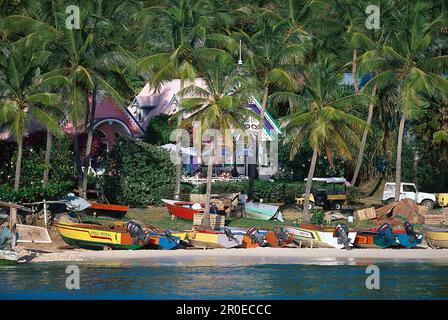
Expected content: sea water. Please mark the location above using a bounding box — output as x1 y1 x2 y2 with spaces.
1 259 447 299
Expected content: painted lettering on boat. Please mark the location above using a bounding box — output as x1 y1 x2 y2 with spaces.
176 304 210 318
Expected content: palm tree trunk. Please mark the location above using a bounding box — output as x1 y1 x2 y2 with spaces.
201 147 214 230
43 130 53 186
174 80 185 200
352 49 359 94
395 113 406 201
73 126 84 196
81 87 97 199
351 86 377 186
302 147 318 222
14 139 23 192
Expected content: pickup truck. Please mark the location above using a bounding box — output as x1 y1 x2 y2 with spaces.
382 182 437 208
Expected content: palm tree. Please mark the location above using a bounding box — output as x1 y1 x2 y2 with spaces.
178 53 258 229
359 1 448 201
137 0 232 200
278 55 369 221
237 8 305 198
0 44 62 191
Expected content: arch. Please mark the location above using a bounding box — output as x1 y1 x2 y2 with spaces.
93 118 132 136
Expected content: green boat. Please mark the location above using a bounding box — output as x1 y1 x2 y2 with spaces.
243 202 284 222
0 250 18 266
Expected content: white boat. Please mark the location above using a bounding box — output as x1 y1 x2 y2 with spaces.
243 202 284 222
0 249 18 265
285 225 357 249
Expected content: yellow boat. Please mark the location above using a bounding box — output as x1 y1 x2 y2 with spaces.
424 227 448 249
54 222 145 250
186 230 243 249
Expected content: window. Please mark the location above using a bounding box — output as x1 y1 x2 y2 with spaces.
403 184 416 193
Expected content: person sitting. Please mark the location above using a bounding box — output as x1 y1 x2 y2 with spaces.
210 202 219 215
195 169 203 179
230 167 239 178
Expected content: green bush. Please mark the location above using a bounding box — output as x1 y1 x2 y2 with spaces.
310 210 325 224
104 136 176 207
0 136 76 203
190 179 358 204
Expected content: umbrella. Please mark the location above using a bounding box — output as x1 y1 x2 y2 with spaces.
160 144 198 156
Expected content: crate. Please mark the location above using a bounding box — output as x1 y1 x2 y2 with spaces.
193 213 225 229
354 207 377 221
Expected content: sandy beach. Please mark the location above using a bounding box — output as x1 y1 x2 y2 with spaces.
20 247 448 265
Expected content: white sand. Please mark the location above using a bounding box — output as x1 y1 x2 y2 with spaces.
24 247 448 265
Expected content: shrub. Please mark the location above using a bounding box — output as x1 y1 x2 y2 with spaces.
0 134 76 202
310 210 325 225
143 114 174 146
104 136 176 207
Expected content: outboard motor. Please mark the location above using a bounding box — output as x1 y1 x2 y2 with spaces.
126 220 148 245
335 224 351 250
377 222 399 247
273 226 292 246
164 229 178 243
223 227 238 243
246 226 266 246
404 222 423 243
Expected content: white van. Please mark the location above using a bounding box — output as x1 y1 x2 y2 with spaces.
382 182 436 208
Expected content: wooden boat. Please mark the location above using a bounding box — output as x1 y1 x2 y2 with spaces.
186 230 243 249
54 222 146 250
355 224 423 249
285 225 357 249
243 202 284 222
219 226 293 248
162 199 203 220
0 249 18 265
85 203 129 219
424 227 448 249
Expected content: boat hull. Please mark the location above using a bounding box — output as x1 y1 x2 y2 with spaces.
85 203 128 219
186 231 243 248
146 234 180 250
286 225 357 249
162 199 203 220
425 228 448 249
243 202 284 222
54 222 144 250
355 228 423 248
0 250 18 265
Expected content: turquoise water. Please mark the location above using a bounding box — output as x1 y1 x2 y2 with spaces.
1 260 448 300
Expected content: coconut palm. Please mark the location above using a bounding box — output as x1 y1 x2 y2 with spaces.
0 44 62 191
137 0 234 200
237 8 305 198
359 0 448 201
177 53 258 229
278 55 369 221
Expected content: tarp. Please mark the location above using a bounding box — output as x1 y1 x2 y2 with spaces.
62 193 91 212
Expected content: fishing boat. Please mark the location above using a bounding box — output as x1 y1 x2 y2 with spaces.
218 226 293 248
85 203 129 219
162 199 203 220
185 229 243 249
54 221 146 250
355 223 423 248
243 202 284 222
424 227 448 249
265 227 294 248
0 250 18 265
285 224 357 249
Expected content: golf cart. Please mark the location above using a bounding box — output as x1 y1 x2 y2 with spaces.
296 177 348 210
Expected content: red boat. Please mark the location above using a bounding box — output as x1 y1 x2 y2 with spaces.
162 199 204 220
85 203 129 219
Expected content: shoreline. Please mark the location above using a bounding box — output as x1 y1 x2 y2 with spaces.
20 247 448 265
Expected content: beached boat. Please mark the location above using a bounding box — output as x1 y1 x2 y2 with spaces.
218 226 293 248
424 227 448 249
243 202 284 222
162 199 203 220
186 230 243 249
0 249 18 265
285 225 357 249
355 223 423 248
85 203 129 219
55 222 146 250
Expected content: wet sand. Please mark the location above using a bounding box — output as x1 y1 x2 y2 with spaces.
21 247 448 265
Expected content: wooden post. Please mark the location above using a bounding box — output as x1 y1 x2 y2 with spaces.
9 207 17 251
